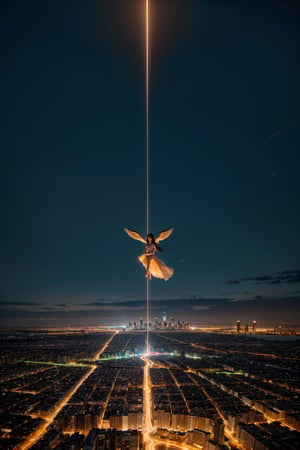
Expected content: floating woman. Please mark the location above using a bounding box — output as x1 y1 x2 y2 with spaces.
124 227 174 281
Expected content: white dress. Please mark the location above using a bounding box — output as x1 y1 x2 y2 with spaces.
138 243 174 281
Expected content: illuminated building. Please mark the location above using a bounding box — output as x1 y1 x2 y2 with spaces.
2 329 300 449
207 441 227 450
109 415 122 430
186 415 198 430
88 429 143 449
213 419 224 445
154 317 160 329
239 424 270 450
128 412 143 430
252 320 257 334
162 311 167 323
156 409 171 429
191 428 210 449
171 413 187 431
114 429 142 449
236 320 241 334
127 315 189 330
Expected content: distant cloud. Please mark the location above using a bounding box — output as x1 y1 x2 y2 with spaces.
0 293 13 299
85 300 147 310
0 300 41 307
241 276 274 282
280 270 300 275
0 294 299 327
225 270 300 286
83 297 234 312
276 270 300 283
191 305 212 311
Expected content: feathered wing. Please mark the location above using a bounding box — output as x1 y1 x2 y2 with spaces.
155 227 174 243
124 227 146 244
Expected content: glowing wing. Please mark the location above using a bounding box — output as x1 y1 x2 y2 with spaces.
124 227 146 244
155 227 174 243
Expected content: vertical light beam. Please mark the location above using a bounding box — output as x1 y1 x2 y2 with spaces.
146 0 149 236
146 0 150 355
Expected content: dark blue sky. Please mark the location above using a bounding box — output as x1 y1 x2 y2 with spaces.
1 0 300 327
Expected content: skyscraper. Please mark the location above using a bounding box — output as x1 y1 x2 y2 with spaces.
236 320 241 334
213 419 225 445
252 320 257 334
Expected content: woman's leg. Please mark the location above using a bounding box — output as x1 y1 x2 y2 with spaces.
146 255 152 278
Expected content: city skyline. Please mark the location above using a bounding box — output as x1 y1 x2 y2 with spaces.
1 290 300 328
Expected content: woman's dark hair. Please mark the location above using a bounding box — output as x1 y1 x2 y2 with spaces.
146 233 163 252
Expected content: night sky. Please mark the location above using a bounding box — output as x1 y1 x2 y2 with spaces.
1 0 300 327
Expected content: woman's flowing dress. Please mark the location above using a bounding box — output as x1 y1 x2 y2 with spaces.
138 243 173 281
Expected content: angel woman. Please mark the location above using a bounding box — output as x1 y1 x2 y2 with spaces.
124 227 174 281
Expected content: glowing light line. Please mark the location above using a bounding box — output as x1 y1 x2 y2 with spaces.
142 355 155 449
21 365 97 450
146 0 149 236
146 0 150 355
146 277 150 354
20 334 116 449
